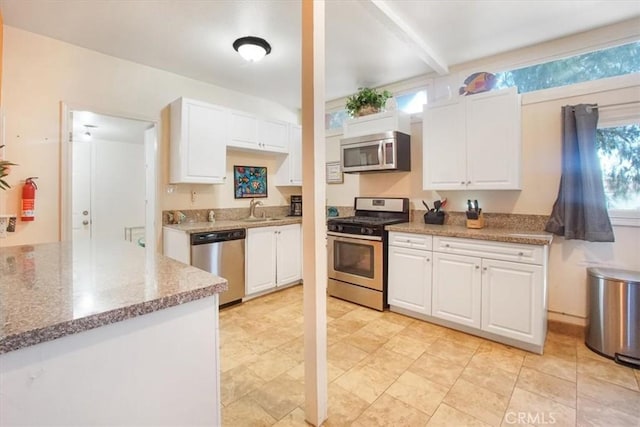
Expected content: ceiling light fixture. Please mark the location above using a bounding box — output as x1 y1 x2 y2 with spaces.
233 36 272 62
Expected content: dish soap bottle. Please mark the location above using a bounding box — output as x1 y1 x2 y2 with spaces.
208 210 215 223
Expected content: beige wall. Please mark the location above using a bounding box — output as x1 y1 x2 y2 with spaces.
0 26 299 247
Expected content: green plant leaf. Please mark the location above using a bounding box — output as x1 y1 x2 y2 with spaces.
345 87 393 117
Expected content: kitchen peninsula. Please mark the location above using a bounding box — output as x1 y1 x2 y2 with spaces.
0 239 227 426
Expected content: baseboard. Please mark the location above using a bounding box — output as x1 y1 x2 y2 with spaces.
548 319 585 339
547 310 587 327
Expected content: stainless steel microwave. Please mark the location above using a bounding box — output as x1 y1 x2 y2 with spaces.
340 131 411 173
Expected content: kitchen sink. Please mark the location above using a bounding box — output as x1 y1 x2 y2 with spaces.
241 217 284 222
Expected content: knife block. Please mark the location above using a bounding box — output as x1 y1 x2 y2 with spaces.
466 213 485 229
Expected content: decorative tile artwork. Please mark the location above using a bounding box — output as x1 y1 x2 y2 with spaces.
234 165 268 199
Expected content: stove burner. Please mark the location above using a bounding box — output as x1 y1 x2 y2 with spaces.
329 216 404 226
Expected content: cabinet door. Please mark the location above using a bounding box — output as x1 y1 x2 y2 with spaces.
276 224 302 285
246 227 277 295
423 100 467 190
275 125 302 186
229 110 259 149
288 125 302 184
466 87 521 190
388 246 432 315
169 98 227 184
481 259 543 344
259 119 289 153
432 252 481 328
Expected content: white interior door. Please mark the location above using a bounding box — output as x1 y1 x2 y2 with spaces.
70 110 154 245
72 140 91 241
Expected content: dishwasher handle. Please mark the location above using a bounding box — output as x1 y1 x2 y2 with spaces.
191 229 246 245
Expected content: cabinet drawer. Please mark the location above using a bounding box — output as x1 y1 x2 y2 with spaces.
389 232 432 250
433 236 543 265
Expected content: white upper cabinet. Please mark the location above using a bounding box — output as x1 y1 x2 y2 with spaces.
169 97 228 184
423 87 521 190
275 125 302 186
343 110 411 138
228 110 289 154
259 118 289 153
228 110 258 149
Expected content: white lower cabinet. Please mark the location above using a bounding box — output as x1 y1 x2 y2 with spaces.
481 259 542 343
432 252 481 328
246 224 301 295
388 232 433 315
389 232 548 353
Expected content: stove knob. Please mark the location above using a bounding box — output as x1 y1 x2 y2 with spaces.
366 228 374 235
360 227 366 234
337 225 344 232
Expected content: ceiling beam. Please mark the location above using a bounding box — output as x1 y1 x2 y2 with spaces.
362 0 449 75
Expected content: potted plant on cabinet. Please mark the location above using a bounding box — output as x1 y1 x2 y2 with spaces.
345 87 392 118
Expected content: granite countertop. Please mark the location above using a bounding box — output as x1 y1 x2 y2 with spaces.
164 216 303 234
0 240 228 354
385 222 553 245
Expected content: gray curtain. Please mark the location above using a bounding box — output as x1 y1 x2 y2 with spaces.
545 104 614 242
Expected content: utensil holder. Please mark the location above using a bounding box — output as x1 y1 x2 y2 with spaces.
424 211 445 225
466 213 485 229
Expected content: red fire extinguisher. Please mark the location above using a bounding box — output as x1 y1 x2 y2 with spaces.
21 177 38 222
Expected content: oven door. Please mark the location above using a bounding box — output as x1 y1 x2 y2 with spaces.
327 232 383 290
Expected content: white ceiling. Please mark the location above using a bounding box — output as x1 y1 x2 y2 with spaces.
1 0 639 113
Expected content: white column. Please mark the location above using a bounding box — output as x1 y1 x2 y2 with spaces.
302 0 328 425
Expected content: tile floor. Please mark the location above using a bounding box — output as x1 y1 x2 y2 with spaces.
219 285 640 426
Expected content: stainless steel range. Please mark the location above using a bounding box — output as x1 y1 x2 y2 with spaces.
327 197 410 311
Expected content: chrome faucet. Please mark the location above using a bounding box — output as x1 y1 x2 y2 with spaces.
248 198 263 219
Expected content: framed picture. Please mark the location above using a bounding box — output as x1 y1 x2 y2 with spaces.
234 166 268 199
326 161 343 184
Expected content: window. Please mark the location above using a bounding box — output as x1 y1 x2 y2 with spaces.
395 89 427 114
596 101 640 225
494 41 640 94
325 88 427 132
597 123 640 214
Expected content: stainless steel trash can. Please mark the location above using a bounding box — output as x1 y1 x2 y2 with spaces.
586 267 640 369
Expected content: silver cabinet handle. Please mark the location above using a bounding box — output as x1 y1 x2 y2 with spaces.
467 181 471 184
82 220 89 225
483 267 487 271
426 258 430 262
460 181 465 185
475 265 480 269
82 210 89 216
445 243 450 247
518 252 524 256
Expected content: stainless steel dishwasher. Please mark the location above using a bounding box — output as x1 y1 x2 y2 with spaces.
191 229 245 307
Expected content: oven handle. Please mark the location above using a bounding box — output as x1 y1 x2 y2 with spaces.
327 231 382 242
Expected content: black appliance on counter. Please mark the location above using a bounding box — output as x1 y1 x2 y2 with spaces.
326 197 410 311
290 195 302 216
